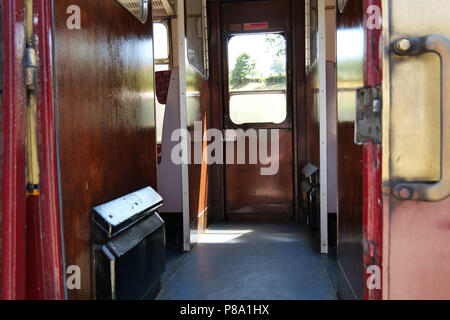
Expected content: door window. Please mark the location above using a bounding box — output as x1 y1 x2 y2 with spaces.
227 33 287 125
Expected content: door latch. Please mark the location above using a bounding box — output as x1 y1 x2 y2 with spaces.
355 85 382 145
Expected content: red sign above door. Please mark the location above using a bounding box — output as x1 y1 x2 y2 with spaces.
243 22 269 31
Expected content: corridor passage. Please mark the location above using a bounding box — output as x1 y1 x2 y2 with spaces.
157 222 337 300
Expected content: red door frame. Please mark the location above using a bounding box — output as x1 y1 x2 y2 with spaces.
2 0 28 299
2 0 64 300
362 0 383 300
34 0 65 300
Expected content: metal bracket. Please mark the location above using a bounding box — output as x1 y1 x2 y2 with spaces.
25 0 39 195
355 85 382 145
25 47 37 91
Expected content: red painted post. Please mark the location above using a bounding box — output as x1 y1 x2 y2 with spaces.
1 0 28 300
363 0 383 300
33 0 65 299
2 0 64 300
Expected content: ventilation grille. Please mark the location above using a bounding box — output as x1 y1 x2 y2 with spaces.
152 0 165 10
115 0 149 23
121 0 143 14
152 0 175 16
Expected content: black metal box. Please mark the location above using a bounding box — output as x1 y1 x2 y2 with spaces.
92 187 166 300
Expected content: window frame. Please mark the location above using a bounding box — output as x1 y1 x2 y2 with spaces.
185 0 210 79
223 31 292 130
153 20 172 145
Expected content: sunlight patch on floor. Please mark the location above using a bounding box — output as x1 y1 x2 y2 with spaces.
197 229 253 244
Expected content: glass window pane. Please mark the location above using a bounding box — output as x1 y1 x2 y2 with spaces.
228 34 286 92
154 22 169 60
227 33 287 124
230 94 287 125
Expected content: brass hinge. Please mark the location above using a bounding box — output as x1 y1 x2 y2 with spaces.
25 0 39 196
355 85 382 145
25 47 37 90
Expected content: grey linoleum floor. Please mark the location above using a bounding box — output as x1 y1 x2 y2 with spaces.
157 221 337 300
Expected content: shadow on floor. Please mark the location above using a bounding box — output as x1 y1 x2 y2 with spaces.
157 221 337 300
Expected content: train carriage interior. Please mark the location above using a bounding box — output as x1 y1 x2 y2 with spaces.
149 0 341 300
0 0 449 301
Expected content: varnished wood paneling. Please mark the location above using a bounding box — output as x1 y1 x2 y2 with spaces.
222 0 291 34
207 1 225 220
336 0 364 300
53 0 157 299
225 130 294 220
292 0 307 221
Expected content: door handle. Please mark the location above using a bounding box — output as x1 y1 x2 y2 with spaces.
392 35 450 201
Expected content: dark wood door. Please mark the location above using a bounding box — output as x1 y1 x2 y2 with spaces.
53 0 157 299
336 0 365 299
221 0 294 220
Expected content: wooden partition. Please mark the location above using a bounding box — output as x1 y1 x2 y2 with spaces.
182 0 215 245
53 0 157 299
335 0 364 299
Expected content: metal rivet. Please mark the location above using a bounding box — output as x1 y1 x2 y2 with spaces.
399 187 412 199
373 99 382 112
396 38 412 52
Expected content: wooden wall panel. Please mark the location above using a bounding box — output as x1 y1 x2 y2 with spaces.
207 1 225 221
53 0 157 299
336 0 364 300
292 0 307 221
225 130 294 220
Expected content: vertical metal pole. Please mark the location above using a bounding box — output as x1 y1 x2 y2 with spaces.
318 0 328 254
177 0 191 252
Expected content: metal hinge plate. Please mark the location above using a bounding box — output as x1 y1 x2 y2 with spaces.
355 85 382 145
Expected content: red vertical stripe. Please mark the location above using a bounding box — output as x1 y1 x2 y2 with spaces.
1 0 28 300
34 0 65 299
363 0 383 300
2 0 64 300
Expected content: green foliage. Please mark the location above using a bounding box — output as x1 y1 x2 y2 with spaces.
230 53 257 88
265 74 286 87
264 34 286 58
265 34 286 76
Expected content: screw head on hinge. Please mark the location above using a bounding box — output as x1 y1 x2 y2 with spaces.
395 38 412 53
398 186 412 200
